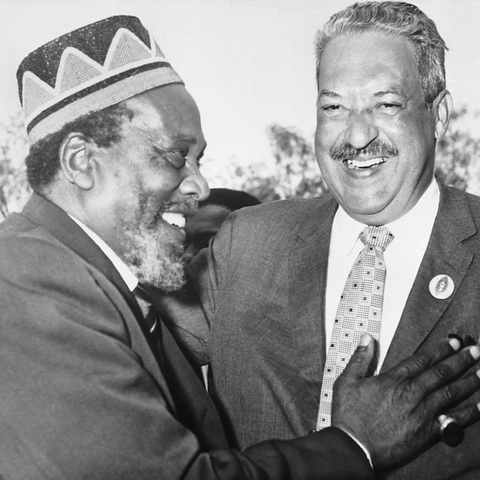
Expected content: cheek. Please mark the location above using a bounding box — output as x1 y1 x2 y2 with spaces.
143 165 183 194
389 110 434 149
315 115 348 158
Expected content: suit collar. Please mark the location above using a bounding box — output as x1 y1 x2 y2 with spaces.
382 184 477 370
68 214 138 291
21 193 146 327
293 195 338 243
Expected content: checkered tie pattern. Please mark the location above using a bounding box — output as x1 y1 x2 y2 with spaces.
315 225 394 431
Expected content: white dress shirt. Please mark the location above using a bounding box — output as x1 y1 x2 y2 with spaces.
325 179 440 371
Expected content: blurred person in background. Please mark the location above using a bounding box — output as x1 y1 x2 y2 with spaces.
183 188 261 262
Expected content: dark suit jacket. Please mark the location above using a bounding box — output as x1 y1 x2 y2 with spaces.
0 193 374 479
175 183 480 479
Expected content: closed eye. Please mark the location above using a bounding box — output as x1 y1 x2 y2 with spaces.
376 102 403 115
322 104 342 111
164 151 187 169
153 147 187 169
319 103 346 118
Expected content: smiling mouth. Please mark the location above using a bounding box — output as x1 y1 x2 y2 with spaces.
344 157 387 170
161 212 186 228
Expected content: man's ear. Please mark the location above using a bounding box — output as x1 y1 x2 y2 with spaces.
58 133 95 190
433 90 453 139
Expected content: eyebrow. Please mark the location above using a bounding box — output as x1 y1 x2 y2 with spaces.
318 89 341 99
153 140 207 159
319 88 405 99
373 89 404 98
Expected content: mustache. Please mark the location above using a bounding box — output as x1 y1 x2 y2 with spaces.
138 197 200 231
330 140 398 161
161 197 199 216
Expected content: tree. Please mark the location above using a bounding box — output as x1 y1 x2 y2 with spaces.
0 112 30 219
201 124 327 203
264 124 328 200
434 105 480 194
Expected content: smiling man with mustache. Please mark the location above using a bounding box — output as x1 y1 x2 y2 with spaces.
163 2 480 479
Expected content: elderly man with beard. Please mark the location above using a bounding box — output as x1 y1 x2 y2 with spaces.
2 13 480 480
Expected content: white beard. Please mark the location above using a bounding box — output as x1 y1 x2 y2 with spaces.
121 191 187 292
124 222 186 292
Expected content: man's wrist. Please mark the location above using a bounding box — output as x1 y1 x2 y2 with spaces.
336 426 374 469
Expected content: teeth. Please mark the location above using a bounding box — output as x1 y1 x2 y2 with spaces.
162 212 186 228
346 157 386 170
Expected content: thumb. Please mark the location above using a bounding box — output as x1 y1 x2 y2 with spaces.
341 334 375 381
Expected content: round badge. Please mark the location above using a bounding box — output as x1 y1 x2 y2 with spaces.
429 274 454 300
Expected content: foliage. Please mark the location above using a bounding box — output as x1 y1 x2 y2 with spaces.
0 113 30 219
202 124 328 203
434 106 480 194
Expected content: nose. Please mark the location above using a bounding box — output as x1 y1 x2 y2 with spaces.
179 161 210 201
344 110 379 150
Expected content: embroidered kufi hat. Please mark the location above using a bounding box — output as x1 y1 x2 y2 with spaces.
17 15 184 145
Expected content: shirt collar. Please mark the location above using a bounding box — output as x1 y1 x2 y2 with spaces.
331 205 366 259
68 215 138 292
387 178 439 243
332 177 439 258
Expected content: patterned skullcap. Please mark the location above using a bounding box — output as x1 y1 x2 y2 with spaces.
17 15 184 145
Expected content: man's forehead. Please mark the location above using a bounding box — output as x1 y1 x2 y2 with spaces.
318 32 418 87
322 31 415 60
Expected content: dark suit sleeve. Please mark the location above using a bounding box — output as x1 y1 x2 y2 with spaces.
189 428 375 480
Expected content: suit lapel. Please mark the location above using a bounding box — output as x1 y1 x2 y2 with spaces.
22 194 150 339
158 320 229 447
22 194 229 448
289 197 337 402
382 185 477 371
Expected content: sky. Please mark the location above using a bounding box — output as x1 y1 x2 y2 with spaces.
1 0 479 168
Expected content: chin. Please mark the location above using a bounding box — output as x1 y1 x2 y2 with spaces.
123 225 186 292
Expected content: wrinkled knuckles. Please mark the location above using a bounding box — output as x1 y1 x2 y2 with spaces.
435 364 455 380
442 383 459 402
404 352 433 375
415 352 434 367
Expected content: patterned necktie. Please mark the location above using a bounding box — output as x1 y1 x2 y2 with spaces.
316 225 394 430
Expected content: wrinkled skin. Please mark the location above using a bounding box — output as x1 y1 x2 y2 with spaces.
332 335 480 470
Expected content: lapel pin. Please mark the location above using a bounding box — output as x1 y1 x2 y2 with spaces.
429 274 454 299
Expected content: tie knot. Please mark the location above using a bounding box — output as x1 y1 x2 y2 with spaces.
134 284 154 304
359 225 394 251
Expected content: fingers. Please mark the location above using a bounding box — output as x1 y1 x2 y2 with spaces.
426 366 480 415
386 338 461 381
339 334 375 381
437 414 464 447
435 404 480 447
414 345 480 397
443 402 480 431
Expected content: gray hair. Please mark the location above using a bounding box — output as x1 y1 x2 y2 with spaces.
315 1 447 108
